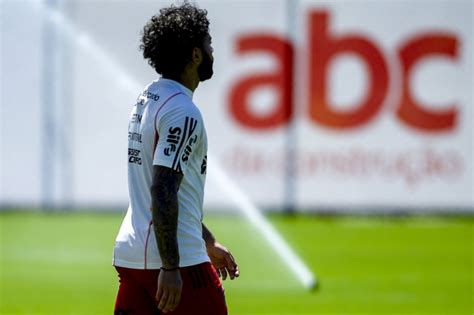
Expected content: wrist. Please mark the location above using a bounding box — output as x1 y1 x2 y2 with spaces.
206 240 218 250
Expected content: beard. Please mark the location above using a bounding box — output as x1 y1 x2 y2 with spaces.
197 50 214 82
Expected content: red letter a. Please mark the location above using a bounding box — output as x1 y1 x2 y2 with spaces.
229 35 293 130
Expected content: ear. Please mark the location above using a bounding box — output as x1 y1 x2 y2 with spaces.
191 47 203 65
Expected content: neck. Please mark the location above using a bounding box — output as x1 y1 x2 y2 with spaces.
164 74 199 92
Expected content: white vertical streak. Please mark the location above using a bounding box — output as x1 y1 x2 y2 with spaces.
209 155 317 289
40 0 58 209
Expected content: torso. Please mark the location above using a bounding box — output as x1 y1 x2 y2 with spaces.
114 78 209 269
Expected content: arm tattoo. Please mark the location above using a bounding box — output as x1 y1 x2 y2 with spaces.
150 165 183 269
202 223 216 249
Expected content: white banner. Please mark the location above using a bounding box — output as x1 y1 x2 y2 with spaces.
1 0 472 211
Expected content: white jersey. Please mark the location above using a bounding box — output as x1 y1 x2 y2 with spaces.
113 78 209 269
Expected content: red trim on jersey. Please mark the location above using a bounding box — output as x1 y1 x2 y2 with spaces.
144 220 153 270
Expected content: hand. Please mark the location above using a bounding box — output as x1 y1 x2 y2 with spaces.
207 242 240 280
156 269 183 313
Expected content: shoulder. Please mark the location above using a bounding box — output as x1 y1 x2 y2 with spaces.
161 94 202 122
141 80 161 102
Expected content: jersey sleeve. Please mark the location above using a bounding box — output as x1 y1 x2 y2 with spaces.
153 104 203 174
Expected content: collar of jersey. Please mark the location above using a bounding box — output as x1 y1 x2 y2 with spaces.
158 78 193 100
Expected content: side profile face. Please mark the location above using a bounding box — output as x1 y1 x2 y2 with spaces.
198 34 214 82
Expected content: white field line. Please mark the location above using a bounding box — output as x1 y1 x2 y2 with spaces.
34 1 317 289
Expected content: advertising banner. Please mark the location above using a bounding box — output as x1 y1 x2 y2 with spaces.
201 0 473 210
1 0 472 211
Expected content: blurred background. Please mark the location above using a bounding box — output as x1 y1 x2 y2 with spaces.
1 0 473 314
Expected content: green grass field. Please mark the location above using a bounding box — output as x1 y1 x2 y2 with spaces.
0 211 472 314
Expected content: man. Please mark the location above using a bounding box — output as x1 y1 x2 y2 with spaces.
113 3 239 314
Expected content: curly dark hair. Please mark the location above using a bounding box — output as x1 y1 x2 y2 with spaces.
140 3 210 78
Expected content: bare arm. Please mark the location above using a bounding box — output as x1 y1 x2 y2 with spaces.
150 165 183 269
151 165 183 313
202 223 216 249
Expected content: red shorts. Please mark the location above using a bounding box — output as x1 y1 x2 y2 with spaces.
114 262 227 315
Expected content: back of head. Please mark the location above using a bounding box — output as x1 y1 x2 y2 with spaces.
140 3 210 79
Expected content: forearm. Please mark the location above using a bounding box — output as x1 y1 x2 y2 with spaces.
151 171 181 269
202 223 216 249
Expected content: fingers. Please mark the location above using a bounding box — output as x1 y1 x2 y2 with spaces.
157 288 181 313
156 285 164 303
156 270 182 313
172 288 182 312
220 255 239 280
228 265 239 280
224 253 234 269
220 267 228 280
164 290 180 313
224 253 237 280
233 265 240 278
157 290 169 311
